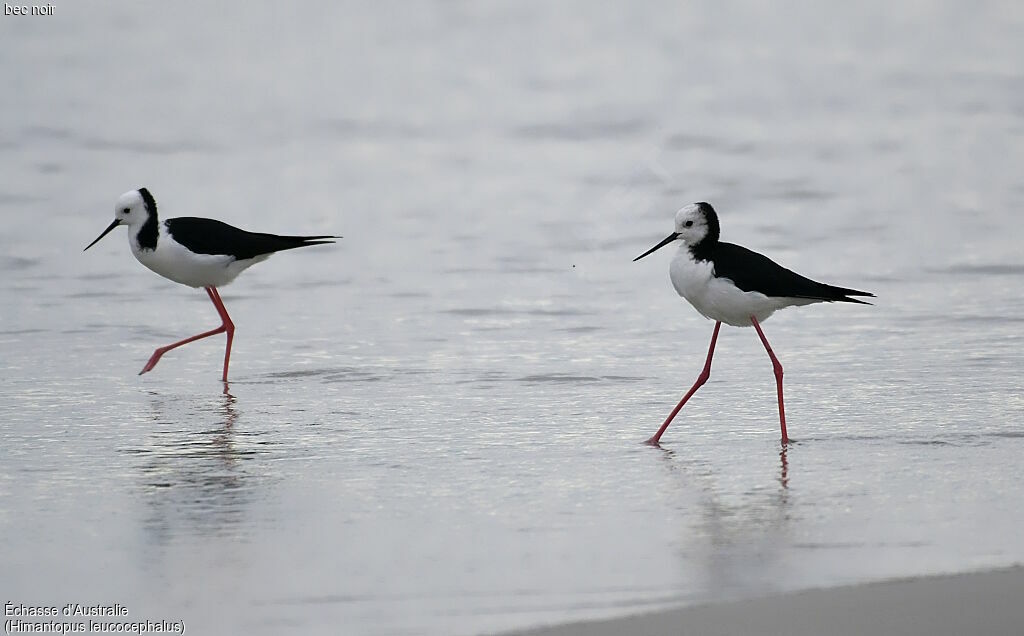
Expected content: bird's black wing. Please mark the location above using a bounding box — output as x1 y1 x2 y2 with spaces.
165 217 337 260
709 242 874 304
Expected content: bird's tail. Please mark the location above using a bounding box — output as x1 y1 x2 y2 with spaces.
820 284 875 305
289 235 340 247
258 234 341 252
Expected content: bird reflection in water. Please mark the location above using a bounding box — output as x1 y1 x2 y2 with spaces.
135 388 262 542
779 444 789 490
651 439 793 600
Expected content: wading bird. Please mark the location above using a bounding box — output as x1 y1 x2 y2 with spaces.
634 202 872 444
85 188 338 381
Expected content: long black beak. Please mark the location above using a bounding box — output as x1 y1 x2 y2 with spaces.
84 219 122 251
633 232 680 261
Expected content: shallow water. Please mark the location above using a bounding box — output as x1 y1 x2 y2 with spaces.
2 2 1023 635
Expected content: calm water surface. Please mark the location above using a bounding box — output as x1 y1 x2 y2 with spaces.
2 2 1023 635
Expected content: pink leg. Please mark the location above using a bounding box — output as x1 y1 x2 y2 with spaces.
750 315 788 444
647 321 721 445
207 286 235 382
139 286 236 381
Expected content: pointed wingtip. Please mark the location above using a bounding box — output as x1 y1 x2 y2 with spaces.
849 290 875 305
842 296 874 305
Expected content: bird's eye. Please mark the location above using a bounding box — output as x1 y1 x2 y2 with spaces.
684 220 693 228
122 208 130 214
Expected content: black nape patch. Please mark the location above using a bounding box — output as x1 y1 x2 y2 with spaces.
138 187 157 216
135 187 159 250
691 202 720 252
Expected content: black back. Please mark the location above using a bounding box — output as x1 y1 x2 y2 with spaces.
165 217 336 260
696 241 873 304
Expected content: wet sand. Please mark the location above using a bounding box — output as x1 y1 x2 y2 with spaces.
505 567 1024 636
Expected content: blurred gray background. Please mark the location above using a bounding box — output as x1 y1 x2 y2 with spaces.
2 2 1022 635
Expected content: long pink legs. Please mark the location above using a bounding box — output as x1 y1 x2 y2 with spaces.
648 316 791 445
751 315 787 444
647 321 721 445
139 286 236 382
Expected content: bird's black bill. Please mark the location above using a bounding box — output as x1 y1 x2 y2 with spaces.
633 232 680 261
84 219 122 251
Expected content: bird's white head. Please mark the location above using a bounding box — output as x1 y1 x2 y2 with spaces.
673 202 719 247
113 189 154 228
84 188 158 251
634 202 720 262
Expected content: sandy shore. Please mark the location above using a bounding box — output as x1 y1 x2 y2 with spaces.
504 566 1024 636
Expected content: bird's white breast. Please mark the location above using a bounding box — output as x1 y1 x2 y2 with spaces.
669 246 807 327
128 223 266 288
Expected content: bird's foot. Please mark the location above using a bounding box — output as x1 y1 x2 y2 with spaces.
138 349 167 375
